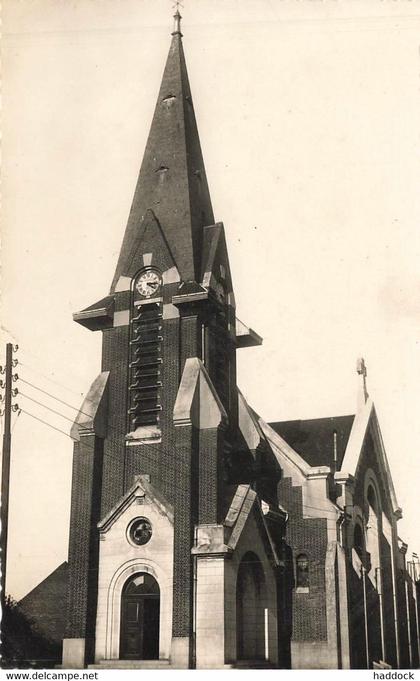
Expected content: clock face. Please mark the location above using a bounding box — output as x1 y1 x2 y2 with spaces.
135 270 161 298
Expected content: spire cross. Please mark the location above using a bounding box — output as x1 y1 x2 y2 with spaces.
172 1 183 36
356 357 369 403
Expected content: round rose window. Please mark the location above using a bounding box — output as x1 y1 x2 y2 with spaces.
129 517 152 546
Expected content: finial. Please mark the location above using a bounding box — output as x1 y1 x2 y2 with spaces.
356 357 369 406
172 2 183 37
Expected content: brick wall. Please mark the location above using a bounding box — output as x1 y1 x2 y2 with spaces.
100 324 128 517
172 424 198 639
66 436 103 647
351 431 398 666
277 477 328 642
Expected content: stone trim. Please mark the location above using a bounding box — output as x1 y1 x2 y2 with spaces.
173 357 228 430
115 276 132 293
113 310 130 327
102 558 172 662
98 476 174 533
70 371 109 440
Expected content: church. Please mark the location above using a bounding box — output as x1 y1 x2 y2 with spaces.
57 11 419 670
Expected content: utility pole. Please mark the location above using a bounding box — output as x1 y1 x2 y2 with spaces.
1 343 19 610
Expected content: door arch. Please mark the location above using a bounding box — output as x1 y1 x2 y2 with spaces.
119 572 160 660
236 551 267 661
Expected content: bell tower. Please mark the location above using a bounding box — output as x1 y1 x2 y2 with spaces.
63 11 270 670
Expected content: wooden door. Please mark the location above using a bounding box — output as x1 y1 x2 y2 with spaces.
120 573 160 660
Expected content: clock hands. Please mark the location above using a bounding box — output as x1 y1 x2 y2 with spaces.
135 271 161 297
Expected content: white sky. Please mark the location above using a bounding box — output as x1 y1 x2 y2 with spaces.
2 0 420 600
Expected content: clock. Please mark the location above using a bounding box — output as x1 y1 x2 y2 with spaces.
135 270 162 298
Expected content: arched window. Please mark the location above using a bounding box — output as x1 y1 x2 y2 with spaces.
354 523 364 560
365 481 380 578
367 484 377 513
296 553 309 590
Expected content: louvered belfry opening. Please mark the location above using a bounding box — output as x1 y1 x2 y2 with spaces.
209 306 229 409
128 300 163 432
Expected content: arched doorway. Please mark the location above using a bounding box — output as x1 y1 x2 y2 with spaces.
119 572 160 660
236 551 267 661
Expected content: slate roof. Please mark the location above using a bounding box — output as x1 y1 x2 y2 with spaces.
269 414 355 469
111 28 214 291
19 562 68 645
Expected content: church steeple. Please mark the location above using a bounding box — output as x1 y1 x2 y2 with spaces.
111 15 214 292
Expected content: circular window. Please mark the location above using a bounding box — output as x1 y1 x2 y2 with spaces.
128 517 153 546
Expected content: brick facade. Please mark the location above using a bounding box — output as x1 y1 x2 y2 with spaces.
278 478 328 642
60 17 419 672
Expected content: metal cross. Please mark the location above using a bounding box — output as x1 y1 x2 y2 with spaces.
356 357 369 403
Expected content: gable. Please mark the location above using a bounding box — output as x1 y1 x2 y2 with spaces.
192 484 280 566
225 485 279 564
200 223 232 292
98 474 173 535
353 417 399 521
341 400 400 518
123 209 178 282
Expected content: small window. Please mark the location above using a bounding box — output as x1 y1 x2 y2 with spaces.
128 517 153 546
296 553 310 591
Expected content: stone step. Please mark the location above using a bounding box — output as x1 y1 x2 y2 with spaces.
231 660 277 669
89 660 172 669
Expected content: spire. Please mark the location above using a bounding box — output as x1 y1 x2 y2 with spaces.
111 13 214 292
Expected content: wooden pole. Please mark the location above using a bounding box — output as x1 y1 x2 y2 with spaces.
1 343 13 609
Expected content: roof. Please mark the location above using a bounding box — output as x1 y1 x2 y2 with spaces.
19 562 68 645
111 27 214 291
269 414 355 469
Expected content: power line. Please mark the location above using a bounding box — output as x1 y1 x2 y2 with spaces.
19 361 85 399
11 410 21 433
14 404 344 518
300 504 339 516
18 376 127 441
19 378 92 420
19 391 76 425
13 397 355 518
20 409 74 440
18 409 124 467
16 343 88 387
12 386 395 528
